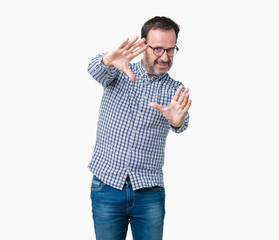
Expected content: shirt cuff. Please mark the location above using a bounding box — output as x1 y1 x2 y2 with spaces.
170 112 190 134
95 53 112 71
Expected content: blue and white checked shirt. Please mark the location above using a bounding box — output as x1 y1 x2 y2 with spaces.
87 53 190 190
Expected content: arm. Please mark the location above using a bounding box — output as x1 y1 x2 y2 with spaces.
87 53 118 88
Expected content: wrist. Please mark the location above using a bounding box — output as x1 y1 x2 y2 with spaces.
102 54 113 67
170 120 183 128
171 124 182 129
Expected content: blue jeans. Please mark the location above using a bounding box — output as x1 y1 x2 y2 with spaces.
90 176 165 240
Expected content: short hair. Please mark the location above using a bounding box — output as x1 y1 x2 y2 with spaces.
141 16 180 42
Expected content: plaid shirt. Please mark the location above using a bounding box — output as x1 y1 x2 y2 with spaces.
87 53 190 190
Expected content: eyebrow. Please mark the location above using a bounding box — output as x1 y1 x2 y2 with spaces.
153 45 176 49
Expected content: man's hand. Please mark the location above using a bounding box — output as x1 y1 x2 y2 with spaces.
102 36 148 82
149 85 192 128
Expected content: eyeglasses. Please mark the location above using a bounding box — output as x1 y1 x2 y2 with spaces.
146 43 179 57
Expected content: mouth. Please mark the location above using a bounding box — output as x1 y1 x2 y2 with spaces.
155 61 169 69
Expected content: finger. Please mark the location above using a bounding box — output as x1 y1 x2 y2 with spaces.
181 93 189 109
118 37 129 49
178 88 189 105
123 66 137 82
182 99 192 113
132 42 149 58
123 36 139 50
130 38 146 52
149 102 164 113
173 85 183 102
126 70 137 82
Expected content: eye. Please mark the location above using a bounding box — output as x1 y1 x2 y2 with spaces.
154 47 164 53
167 48 175 53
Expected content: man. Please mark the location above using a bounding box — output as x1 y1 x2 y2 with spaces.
87 16 192 240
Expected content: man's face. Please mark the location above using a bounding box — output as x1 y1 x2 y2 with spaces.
142 28 177 78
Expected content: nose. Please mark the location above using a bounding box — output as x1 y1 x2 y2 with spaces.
160 50 169 62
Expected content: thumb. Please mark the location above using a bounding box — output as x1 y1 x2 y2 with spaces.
149 102 164 113
123 67 136 82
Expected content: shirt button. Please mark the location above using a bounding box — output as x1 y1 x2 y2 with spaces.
143 95 147 99
139 112 143 116
129 147 134 151
94 63 100 70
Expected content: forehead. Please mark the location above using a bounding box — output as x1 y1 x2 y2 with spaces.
147 29 176 47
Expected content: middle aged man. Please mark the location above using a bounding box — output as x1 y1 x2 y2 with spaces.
88 16 192 240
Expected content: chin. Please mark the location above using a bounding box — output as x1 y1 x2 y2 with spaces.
158 68 170 75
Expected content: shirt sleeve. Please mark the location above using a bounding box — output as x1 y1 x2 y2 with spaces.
87 53 118 88
170 111 190 134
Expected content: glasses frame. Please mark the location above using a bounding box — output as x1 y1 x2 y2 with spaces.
146 43 179 57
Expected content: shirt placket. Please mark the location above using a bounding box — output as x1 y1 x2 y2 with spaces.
125 75 151 175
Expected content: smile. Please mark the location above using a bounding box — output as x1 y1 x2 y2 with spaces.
156 61 169 68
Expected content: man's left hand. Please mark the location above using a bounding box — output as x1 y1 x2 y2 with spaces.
149 85 192 128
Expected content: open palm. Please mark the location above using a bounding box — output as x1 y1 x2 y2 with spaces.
102 36 148 82
149 85 192 127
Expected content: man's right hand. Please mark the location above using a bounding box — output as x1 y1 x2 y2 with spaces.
102 36 149 82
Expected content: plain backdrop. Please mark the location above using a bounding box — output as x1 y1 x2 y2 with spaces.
1 0 278 239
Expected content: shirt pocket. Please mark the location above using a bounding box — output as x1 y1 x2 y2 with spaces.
158 88 174 107
145 96 169 128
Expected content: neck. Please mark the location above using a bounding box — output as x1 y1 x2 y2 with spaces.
142 61 156 79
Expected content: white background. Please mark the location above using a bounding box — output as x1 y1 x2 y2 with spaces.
1 0 278 239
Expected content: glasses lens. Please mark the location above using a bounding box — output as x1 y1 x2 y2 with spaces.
167 47 177 57
153 47 164 56
152 46 179 57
